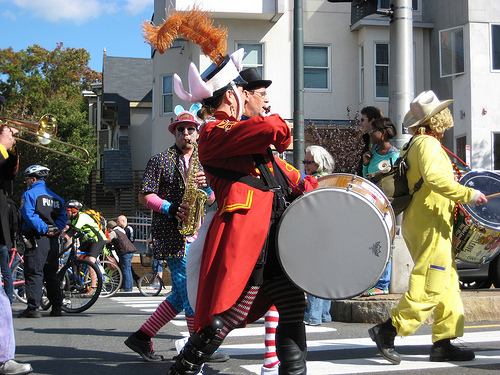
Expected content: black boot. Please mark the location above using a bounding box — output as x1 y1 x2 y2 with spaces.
368 318 401 365
276 322 307 375
429 338 475 362
168 317 223 375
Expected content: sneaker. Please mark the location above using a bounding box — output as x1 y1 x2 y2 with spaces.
261 364 279 375
429 339 475 362
206 350 230 363
17 308 41 319
0 359 33 375
125 332 164 362
49 306 62 317
85 288 96 297
368 320 401 365
147 283 160 290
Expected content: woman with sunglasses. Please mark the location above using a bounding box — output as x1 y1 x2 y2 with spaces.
361 117 400 296
356 106 383 175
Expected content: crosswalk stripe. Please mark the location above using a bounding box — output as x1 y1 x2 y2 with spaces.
243 350 500 375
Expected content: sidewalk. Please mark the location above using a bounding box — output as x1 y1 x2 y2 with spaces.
331 288 500 323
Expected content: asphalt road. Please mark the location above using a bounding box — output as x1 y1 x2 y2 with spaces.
10 288 500 375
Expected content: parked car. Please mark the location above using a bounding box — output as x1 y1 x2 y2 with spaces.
457 252 500 289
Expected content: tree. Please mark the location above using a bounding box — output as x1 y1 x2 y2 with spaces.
305 106 364 174
0 43 101 202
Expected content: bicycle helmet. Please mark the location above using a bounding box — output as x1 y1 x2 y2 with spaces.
66 200 83 211
23 165 50 180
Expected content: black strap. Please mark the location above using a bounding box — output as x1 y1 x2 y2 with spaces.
202 149 282 192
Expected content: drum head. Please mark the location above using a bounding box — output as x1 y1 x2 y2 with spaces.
460 170 500 230
276 187 390 300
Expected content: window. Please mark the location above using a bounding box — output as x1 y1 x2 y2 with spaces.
304 45 330 90
359 45 365 102
456 136 467 166
494 133 500 170
440 26 464 77
492 25 500 70
237 43 263 77
162 75 173 114
375 43 389 99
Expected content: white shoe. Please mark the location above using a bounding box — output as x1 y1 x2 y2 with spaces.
146 283 160 290
261 364 279 375
0 360 33 375
175 337 190 354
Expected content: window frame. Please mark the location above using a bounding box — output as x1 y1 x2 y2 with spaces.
303 44 331 93
236 42 265 78
439 26 465 78
374 42 390 101
491 24 500 71
359 44 365 103
161 75 173 115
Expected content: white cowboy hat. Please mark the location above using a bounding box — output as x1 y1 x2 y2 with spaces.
403 90 453 129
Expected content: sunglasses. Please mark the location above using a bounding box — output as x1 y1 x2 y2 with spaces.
176 126 197 133
302 160 315 165
66 208 79 213
249 90 268 99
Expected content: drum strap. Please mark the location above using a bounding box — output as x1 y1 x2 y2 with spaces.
202 150 283 193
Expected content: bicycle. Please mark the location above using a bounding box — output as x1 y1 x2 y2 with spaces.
137 254 169 296
96 246 123 298
43 226 103 313
2 245 27 303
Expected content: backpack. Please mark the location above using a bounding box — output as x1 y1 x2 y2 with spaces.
366 138 423 216
7 198 22 246
84 209 106 231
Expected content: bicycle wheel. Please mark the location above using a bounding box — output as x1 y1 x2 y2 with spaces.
61 258 103 313
11 261 27 304
138 273 163 296
98 260 123 298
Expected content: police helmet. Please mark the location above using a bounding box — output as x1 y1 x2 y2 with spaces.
23 165 50 179
66 200 83 211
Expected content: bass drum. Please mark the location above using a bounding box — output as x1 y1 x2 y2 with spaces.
276 187 391 300
453 170 500 264
317 173 396 241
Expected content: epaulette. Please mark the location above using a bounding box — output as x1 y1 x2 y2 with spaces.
216 119 238 132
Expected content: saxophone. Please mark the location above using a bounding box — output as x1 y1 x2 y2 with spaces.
178 140 210 237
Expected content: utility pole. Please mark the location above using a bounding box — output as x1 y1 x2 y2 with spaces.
389 0 414 150
293 0 305 171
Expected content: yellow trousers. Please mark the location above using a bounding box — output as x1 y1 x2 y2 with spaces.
390 236 464 343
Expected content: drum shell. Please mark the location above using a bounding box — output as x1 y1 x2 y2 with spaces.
453 170 500 264
317 173 395 241
276 187 391 300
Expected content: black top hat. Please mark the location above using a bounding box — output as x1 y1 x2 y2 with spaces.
240 68 272 91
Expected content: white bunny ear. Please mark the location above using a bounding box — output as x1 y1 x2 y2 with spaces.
230 48 245 72
174 73 194 103
189 102 202 115
187 63 213 103
174 105 185 115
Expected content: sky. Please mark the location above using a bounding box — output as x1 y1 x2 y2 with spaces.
1 0 155 72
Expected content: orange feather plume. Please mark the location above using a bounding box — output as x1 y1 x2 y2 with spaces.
142 7 227 65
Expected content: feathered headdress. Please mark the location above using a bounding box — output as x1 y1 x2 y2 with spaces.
142 6 245 104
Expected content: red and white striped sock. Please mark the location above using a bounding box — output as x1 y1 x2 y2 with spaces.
263 305 280 369
185 315 195 336
140 299 178 338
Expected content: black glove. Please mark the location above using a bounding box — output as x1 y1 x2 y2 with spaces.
168 203 180 218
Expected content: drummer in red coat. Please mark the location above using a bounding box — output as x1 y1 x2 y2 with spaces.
169 54 315 375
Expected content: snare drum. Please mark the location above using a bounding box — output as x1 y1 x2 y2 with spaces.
276 186 391 300
317 173 396 241
452 170 500 264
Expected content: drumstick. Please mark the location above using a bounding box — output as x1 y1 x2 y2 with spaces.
485 192 500 199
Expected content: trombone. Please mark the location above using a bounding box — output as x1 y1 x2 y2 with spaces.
0 114 90 163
